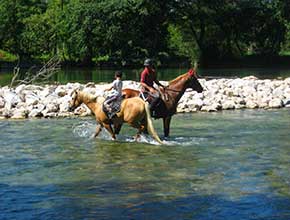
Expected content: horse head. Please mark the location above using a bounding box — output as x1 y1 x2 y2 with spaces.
69 89 82 111
187 68 203 93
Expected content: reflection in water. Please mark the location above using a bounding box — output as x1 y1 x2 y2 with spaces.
2 67 290 86
0 110 290 219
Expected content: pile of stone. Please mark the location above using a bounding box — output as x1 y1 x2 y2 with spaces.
177 76 290 113
0 76 289 119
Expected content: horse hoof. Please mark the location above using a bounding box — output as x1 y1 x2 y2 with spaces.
134 135 141 142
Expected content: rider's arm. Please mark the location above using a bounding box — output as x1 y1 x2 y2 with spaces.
140 82 155 92
104 86 112 92
104 83 113 91
154 80 164 88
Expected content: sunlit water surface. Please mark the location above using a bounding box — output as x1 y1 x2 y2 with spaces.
0 109 290 220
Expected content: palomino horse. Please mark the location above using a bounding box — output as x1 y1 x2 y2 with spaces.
69 90 163 144
122 68 203 137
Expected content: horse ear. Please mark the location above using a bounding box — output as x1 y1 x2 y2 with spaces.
70 89 78 97
188 68 195 77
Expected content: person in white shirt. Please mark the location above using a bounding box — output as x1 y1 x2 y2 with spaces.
104 71 123 113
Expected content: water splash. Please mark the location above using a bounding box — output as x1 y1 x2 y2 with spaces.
72 121 113 140
163 136 207 146
72 121 206 146
72 121 96 138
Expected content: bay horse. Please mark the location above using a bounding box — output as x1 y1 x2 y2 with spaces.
69 90 163 144
122 68 203 137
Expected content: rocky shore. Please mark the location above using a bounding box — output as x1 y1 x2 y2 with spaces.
1 76 290 119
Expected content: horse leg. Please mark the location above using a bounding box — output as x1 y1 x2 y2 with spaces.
103 123 116 140
114 123 123 135
134 125 145 142
128 122 144 141
163 116 172 138
134 132 141 141
141 118 148 134
94 124 102 138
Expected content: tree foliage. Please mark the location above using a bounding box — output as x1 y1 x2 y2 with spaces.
0 0 289 66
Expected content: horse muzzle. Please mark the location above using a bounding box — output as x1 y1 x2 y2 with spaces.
68 106 76 112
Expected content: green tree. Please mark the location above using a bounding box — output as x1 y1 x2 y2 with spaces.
0 0 46 58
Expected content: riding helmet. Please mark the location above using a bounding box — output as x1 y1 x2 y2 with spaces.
144 58 153 66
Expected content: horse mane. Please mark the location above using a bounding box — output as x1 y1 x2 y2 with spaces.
78 91 97 102
169 73 188 85
96 96 105 104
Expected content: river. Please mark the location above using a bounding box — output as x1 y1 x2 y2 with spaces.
1 67 290 86
0 109 289 219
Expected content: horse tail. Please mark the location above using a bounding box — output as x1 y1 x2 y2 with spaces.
144 101 163 144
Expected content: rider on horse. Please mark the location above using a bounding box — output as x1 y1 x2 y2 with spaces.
140 59 165 116
104 71 123 118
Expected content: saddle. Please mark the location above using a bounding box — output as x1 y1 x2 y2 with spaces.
102 98 122 119
139 91 167 118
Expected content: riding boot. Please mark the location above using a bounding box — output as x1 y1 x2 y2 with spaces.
150 97 159 117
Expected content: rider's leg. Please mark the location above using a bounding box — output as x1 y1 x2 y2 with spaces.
104 95 117 112
104 95 117 106
149 94 160 117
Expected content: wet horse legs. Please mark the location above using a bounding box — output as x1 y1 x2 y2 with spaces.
114 123 123 135
94 124 102 138
128 122 145 142
163 116 172 138
103 123 116 140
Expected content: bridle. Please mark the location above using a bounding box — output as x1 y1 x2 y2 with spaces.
163 86 183 93
163 74 200 93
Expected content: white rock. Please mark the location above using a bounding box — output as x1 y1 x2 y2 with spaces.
15 84 26 94
85 82 96 88
25 93 40 106
243 75 258 80
201 105 218 112
187 98 204 109
0 97 5 108
35 103 46 111
55 86 67 97
284 77 290 85
272 87 284 98
28 109 43 117
42 103 59 114
11 108 28 119
3 90 21 110
246 100 258 109
222 100 236 110
43 112 58 118
269 98 283 108
39 86 55 98
1 108 13 118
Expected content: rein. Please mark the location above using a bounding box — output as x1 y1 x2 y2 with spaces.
163 73 196 93
163 86 183 93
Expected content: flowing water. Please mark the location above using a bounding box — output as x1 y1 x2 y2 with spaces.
0 109 290 219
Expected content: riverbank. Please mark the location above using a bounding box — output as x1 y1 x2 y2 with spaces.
1 76 290 119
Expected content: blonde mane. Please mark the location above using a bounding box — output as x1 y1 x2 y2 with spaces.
96 96 105 104
78 91 97 102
